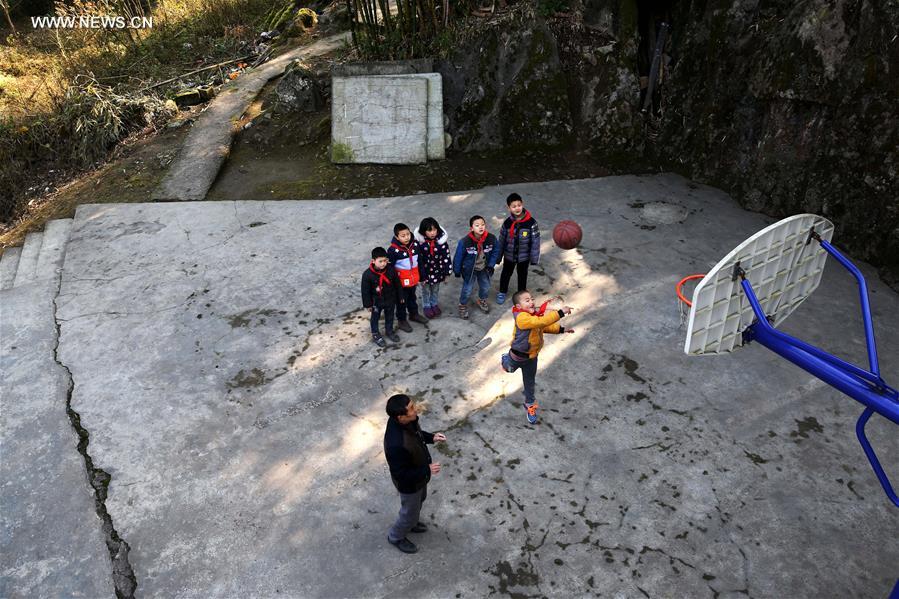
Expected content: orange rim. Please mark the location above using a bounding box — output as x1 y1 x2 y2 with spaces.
676 274 706 308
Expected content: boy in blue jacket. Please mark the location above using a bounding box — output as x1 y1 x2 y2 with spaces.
453 215 501 319
496 192 540 305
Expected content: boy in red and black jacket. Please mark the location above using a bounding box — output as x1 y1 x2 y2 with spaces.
387 223 429 332
361 247 402 347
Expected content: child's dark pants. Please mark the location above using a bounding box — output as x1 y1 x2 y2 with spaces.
370 306 395 335
395 286 419 321
503 353 538 405
499 260 530 294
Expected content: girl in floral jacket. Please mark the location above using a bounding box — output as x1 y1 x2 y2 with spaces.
414 217 452 318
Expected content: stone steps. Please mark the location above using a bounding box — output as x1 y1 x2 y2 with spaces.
1 219 73 291
35 219 74 282
12 231 43 287
0 246 21 289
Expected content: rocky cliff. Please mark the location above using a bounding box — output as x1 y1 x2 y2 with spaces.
438 0 899 286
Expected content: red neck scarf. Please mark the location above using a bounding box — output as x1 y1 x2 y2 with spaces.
369 264 391 291
426 238 437 255
512 300 549 316
508 210 532 240
468 230 488 254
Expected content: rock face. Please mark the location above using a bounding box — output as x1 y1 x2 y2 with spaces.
274 60 325 113
652 0 899 288
551 9 645 165
437 16 574 152
434 0 898 286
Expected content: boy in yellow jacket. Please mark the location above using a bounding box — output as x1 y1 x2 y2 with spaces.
501 290 575 424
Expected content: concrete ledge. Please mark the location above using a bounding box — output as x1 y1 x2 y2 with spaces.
331 59 434 77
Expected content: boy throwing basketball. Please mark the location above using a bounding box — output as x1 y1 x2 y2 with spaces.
502 290 575 424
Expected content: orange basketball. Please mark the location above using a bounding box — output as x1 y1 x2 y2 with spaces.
552 220 582 250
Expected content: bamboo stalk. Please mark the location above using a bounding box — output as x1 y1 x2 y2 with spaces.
347 0 357 45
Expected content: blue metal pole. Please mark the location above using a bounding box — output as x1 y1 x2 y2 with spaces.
817 239 882 379
740 279 899 426
747 321 883 389
748 323 899 426
736 263 898 506
856 408 899 508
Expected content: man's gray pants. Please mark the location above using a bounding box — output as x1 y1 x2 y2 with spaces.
388 485 427 542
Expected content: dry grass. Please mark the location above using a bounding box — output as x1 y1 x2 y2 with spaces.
0 0 277 225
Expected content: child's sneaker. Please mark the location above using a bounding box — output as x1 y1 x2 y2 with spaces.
386 331 400 343
410 312 429 324
397 320 413 332
372 333 386 348
434 305 442 316
477 298 490 313
501 353 516 373
496 292 507 305
423 306 433 318
523 402 539 424
458 304 469 319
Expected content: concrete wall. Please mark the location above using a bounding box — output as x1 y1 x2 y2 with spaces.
331 63 446 164
374 73 445 160
331 76 429 164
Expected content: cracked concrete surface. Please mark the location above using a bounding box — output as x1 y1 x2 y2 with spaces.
1 279 115 598
12 175 899 597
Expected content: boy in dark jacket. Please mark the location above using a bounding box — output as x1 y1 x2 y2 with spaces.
496 192 540 305
361 247 402 347
388 223 429 332
453 215 501 319
384 394 447 554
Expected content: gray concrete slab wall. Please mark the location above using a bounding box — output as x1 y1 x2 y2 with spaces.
372 73 445 160
49 176 899 597
331 76 429 164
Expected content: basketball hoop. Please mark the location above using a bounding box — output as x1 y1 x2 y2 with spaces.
680 214 899 508
676 274 705 326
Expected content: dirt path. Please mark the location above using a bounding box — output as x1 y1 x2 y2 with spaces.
151 32 350 201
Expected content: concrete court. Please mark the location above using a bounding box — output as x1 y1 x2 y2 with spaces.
47 174 898 597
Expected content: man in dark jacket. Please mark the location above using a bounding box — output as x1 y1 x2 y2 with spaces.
384 394 447 554
361 247 402 347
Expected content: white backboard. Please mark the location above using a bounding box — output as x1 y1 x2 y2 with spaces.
684 214 835 355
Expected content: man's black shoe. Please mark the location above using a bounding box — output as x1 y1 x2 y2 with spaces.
388 537 418 553
410 522 428 533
